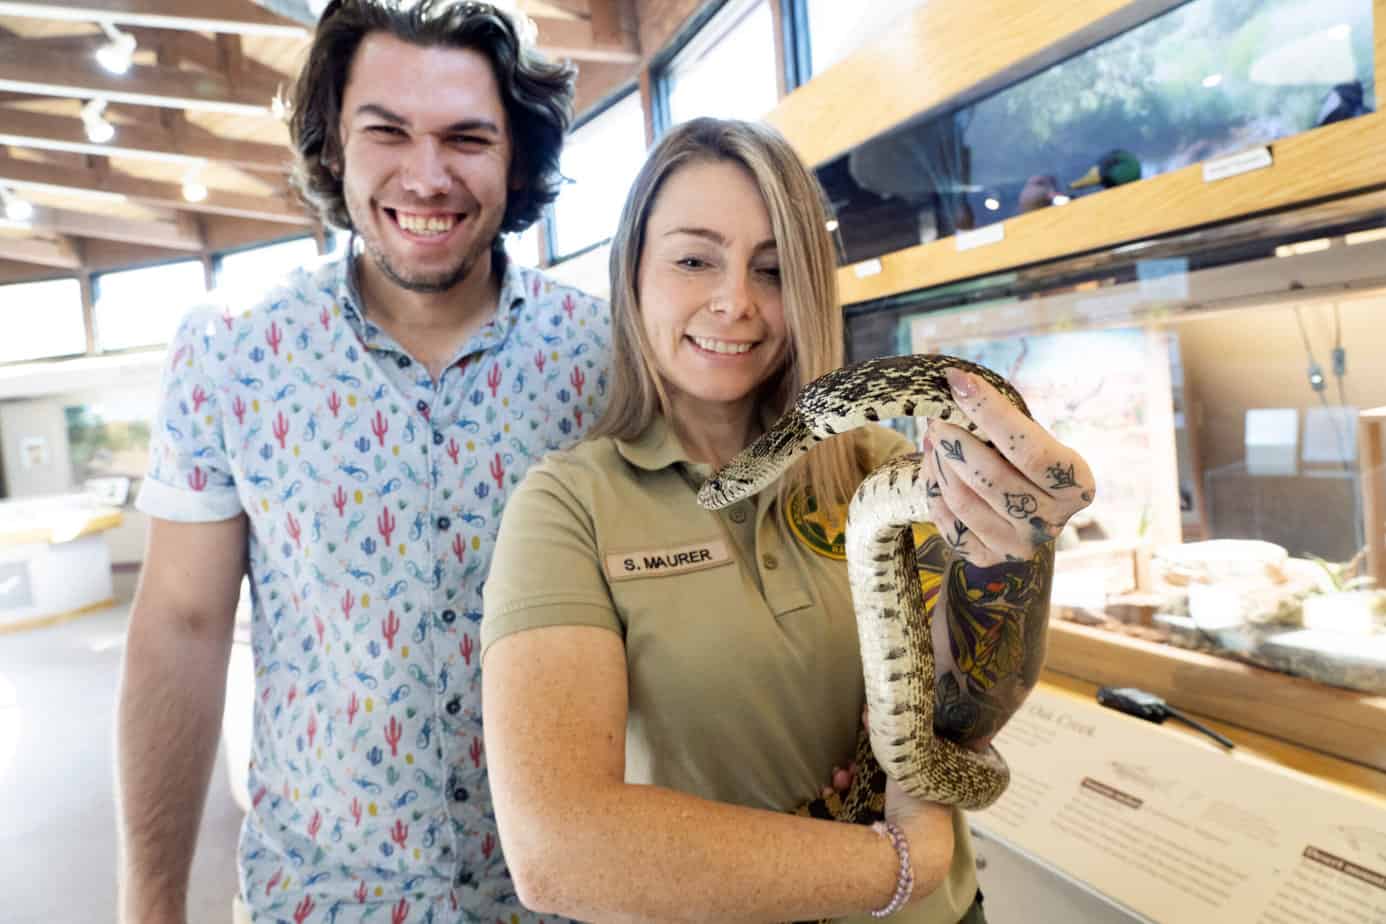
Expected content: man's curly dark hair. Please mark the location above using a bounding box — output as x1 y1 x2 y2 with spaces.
288 0 575 235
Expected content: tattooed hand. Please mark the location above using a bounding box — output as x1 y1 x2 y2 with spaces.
919 368 1094 568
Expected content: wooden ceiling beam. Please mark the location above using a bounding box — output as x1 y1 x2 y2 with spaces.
8 203 203 250
0 29 295 91
0 43 282 116
0 0 308 38
532 13 639 63
0 232 83 269
0 105 291 172
0 154 312 225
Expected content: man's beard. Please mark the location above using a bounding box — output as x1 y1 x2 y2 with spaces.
361 233 486 294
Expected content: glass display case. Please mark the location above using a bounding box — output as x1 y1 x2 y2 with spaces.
845 193 1386 711
818 0 1377 266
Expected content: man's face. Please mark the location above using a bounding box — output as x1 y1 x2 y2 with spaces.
337 33 514 294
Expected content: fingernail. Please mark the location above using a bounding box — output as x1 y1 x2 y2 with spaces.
946 368 976 398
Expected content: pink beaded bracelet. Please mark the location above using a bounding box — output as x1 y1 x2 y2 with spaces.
870 820 914 917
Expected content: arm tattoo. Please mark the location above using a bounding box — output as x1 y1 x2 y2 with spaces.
926 542 1055 744
942 438 965 462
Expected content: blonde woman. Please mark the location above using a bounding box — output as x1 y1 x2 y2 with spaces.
482 118 1093 922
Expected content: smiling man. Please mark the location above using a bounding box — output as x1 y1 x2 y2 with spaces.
116 3 610 922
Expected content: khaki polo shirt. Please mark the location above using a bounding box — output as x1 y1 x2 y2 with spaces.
483 416 977 923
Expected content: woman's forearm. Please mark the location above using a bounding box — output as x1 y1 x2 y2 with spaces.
500 778 953 922
931 543 1055 744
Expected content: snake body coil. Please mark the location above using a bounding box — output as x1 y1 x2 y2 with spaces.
699 354 1032 812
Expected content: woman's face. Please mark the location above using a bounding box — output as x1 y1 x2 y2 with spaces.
636 159 789 420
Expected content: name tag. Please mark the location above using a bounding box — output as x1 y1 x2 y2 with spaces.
604 538 734 582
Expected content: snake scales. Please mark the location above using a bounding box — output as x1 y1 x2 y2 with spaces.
697 354 1034 817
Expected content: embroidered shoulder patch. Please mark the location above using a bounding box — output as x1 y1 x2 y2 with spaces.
785 489 848 560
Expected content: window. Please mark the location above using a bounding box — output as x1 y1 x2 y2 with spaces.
551 92 647 259
804 0 927 76
665 0 779 126
216 236 321 301
95 260 208 352
505 221 544 268
0 278 86 363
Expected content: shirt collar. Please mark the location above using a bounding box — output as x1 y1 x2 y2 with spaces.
613 402 789 482
614 415 695 473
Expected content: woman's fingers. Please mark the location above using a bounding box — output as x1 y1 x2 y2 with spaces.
926 421 1071 553
920 443 1010 567
945 369 1096 508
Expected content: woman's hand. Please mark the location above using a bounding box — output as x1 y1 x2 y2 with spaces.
883 774 956 906
920 368 1095 568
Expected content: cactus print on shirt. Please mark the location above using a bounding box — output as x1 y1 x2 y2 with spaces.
137 244 610 922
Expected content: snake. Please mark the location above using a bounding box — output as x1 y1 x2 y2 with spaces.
698 354 1034 815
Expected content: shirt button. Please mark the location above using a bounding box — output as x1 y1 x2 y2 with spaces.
729 508 747 524
762 554 779 571
436 516 451 530
416 399 428 413
452 786 469 802
442 609 457 624
397 355 412 369
432 430 444 445
446 696 461 715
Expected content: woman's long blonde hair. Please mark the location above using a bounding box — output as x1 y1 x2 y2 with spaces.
590 117 869 507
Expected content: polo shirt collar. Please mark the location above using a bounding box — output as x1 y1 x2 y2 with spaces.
614 403 786 477
615 414 692 473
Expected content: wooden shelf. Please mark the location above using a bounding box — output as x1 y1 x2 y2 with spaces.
1043 619 1386 775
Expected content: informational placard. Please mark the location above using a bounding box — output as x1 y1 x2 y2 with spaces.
974 687 1386 924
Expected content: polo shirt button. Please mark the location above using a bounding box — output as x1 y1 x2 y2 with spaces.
436 516 450 530
454 869 473 887
432 430 444 445
442 609 456 624
440 845 452 856
446 696 461 715
762 554 779 571
730 508 747 524
452 786 469 802
416 399 428 413
397 355 412 369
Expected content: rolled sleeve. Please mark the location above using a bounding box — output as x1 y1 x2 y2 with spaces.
481 462 620 657
136 309 243 523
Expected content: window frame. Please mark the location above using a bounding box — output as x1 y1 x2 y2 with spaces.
546 85 647 264
0 275 88 366
651 0 789 135
92 256 210 354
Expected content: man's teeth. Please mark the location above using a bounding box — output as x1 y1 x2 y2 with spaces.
396 212 458 235
692 336 753 355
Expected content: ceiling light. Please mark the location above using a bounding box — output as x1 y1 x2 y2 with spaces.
0 187 33 223
983 196 1001 211
1052 194 1071 206
825 219 839 232
80 98 115 143
182 162 208 203
1275 238 1332 258
1345 227 1386 246
1202 73 1224 88
95 22 137 75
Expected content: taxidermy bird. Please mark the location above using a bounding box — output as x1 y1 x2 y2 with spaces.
1070 149 1142 191
1316 80 1369 127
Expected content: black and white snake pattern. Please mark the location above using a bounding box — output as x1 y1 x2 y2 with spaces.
699 354 1033 812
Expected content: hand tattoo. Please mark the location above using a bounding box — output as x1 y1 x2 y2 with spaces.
1004 492 1038 519
1046 462 1078 491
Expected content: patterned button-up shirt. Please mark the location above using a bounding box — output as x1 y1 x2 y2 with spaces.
138 242 610 922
